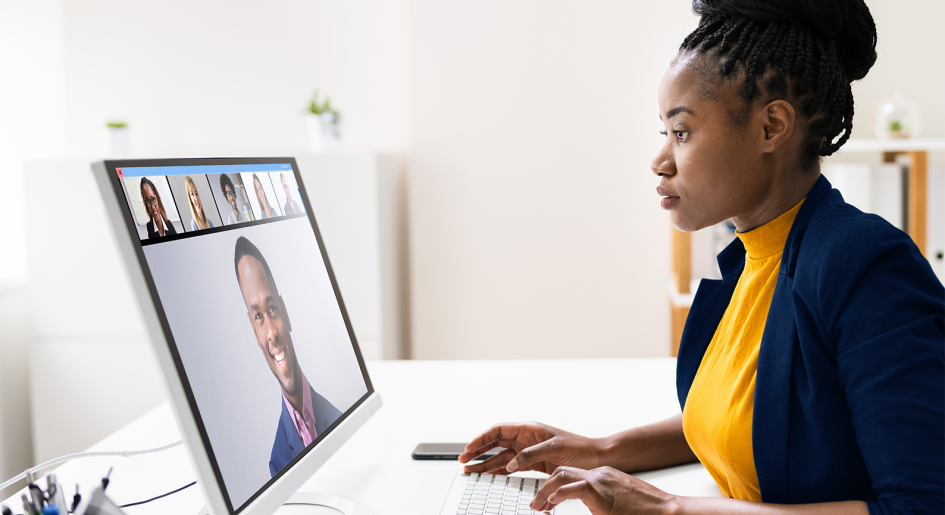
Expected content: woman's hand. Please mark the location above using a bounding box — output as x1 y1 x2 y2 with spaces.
531 466 676 515
459 422 603 475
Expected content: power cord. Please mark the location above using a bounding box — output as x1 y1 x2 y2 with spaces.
117 481 197 508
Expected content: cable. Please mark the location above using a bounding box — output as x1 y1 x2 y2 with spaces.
0 441 183 492
117 481 197 508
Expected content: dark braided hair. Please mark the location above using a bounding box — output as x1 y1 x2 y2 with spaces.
679 0 877 169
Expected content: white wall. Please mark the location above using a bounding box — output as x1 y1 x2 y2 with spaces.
407 1 698 359
0 0 67 495
0 0 67 286
62 0 410 157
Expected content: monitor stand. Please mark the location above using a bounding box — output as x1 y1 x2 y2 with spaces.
198 493 372 515
275 492 372 514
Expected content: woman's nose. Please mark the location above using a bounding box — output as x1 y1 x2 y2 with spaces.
651 143 675 177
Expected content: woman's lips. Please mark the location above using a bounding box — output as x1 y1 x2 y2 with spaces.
657 186 680 209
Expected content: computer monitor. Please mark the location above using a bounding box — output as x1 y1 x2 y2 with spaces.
92 158 382 515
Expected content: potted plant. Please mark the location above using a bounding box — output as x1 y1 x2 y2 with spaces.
304 91 341 152
104 121 131 156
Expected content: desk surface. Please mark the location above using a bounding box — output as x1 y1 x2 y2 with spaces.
4 359 720 515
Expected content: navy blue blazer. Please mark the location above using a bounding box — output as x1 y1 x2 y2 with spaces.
676 176 944 513
268 385 343 477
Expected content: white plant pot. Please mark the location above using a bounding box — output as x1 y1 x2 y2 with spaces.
305 112 340 152
103 127 131 156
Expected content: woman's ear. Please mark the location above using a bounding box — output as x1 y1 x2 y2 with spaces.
759 100 795 153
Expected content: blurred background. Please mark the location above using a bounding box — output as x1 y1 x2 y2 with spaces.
0 0 942 494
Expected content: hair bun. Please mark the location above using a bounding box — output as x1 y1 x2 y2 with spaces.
692 0 877 81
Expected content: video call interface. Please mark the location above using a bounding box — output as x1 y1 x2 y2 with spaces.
115 163 369 512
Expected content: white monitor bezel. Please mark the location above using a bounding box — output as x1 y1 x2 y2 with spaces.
91 158 382 515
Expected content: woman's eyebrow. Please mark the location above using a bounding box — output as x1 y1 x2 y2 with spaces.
662 106 695 120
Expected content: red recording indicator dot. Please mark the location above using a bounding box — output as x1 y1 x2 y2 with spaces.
116 167 124 178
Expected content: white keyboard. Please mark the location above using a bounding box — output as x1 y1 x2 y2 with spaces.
455 473 554 515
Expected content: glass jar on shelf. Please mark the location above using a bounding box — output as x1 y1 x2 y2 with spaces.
871 91 921 139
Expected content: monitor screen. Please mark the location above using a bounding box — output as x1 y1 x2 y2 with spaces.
107 160 371 512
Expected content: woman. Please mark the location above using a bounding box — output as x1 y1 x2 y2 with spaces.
140 177 177 239
185 175 214 231
253 173 279 219
460 1 944 513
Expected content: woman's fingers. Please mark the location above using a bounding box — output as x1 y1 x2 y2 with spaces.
462 448 516 474
546 481 599 510
506 438 560 472
530 466 587 511
459 424 521 463
535 466 676 515
461 422 555 464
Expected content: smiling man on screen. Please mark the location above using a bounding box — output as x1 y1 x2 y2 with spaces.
234 236 342 476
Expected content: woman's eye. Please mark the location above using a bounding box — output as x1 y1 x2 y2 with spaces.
660 130 690 142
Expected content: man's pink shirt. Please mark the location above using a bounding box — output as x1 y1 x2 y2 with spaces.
282 370 317 446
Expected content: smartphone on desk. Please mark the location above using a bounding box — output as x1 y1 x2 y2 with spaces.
411 443 502 461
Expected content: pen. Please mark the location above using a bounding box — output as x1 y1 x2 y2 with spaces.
28 483 44 514
22 493 36 515
47 474 68 513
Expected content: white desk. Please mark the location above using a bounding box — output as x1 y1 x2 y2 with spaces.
3 359 720 514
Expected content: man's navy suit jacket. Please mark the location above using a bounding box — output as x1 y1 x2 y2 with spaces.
269 384 343 477
677 175 944 514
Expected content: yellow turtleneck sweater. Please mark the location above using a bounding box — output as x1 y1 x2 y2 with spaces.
681 199 804 501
